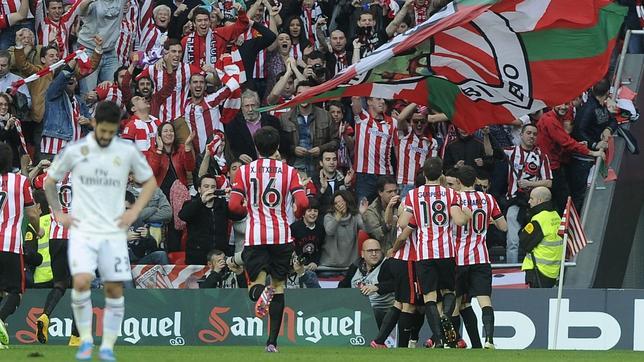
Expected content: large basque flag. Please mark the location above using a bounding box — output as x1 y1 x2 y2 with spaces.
267 0 627 132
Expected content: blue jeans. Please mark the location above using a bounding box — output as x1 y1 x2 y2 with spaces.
300 270 321 288
355 173 380 204
566 158 594 214
0 21 34 50
137 251 170 265
79 48 119 96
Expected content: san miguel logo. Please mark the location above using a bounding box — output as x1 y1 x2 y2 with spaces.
198 306 365 345
16 307 183 346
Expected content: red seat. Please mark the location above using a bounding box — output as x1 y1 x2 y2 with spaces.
357 230 370 253
168 251 186 265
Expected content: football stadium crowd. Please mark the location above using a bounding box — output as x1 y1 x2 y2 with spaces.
0 0 642 346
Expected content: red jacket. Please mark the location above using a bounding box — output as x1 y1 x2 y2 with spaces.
536 110 590 170
145 144 196 187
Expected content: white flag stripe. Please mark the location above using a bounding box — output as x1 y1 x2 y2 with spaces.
442 26 495 59
432 44 499 80
499 0 552 32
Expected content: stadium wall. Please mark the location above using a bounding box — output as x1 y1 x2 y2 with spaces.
7 289 644 350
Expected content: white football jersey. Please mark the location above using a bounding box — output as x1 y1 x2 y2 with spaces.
48 133 154 237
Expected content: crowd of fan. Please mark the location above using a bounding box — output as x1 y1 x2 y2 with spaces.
0 0 627 290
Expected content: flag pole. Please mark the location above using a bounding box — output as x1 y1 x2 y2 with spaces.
552 231 568 350
552 197 571 350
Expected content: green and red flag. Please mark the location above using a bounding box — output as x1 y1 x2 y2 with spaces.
267 0 626 132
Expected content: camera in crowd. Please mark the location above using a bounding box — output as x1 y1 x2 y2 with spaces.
311 63 326 79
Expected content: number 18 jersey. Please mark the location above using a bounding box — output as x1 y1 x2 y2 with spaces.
404 184 461 260
231 158 305 246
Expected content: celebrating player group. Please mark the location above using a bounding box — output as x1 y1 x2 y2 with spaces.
375 158 508 349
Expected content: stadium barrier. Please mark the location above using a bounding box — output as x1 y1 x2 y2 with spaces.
7 289 644 350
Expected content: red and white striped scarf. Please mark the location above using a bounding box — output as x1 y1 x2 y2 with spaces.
184 30 217 67
13 119 31 163
10 50 91 93
414 4 428 24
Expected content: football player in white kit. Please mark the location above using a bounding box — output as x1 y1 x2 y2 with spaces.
44 101 157 361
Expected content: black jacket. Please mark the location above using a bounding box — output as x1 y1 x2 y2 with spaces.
443 135 498 173
224 113 289 160
239 22 277 91
572 96 618 151
178 195 230 264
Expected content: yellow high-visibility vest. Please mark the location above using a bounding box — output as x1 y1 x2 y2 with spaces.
33 215 53 284
521 209 564 279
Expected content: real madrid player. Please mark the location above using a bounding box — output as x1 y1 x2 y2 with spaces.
44 101 156 361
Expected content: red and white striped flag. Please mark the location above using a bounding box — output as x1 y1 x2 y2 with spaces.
13 119 31 163
10 49 91 93
558 197 589 258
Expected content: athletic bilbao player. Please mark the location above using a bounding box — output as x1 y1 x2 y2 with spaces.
229 126 309 352
453 166 507 349
0 144 43 349
397 157 471 348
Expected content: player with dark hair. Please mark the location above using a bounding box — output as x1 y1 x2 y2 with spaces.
44 101 157 360
397 157 471 348
453 166 507 349
0 143 42 349
229 126 309 352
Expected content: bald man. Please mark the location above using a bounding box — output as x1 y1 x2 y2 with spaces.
338 238 394 327
520 187 564 288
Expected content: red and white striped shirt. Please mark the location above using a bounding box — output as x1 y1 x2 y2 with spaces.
33 172 72 240
138 23 167 58
0 172 34 254
405 184 461 260
454 191 502 266
95 84 124 113
116 0 139 66
35 0 81 58
231 158 305 246
244 18 269 79
394 227 417 261
354 109 397 175
145 64 194 123
504 145 552 198
122 116 161 151
395 132 438 186
40 96 82 155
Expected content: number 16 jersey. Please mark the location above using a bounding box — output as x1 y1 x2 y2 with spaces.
404 184 461 260
231 158 307 247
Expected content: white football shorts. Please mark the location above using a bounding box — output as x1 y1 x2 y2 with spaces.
68 232 132 282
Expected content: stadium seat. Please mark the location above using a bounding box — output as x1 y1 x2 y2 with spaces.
357 230 370 252
168 252 186 265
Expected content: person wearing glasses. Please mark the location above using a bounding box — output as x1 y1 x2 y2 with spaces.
338 238 394 328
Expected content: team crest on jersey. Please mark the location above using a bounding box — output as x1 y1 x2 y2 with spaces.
81 145 89 156
113 157 122 166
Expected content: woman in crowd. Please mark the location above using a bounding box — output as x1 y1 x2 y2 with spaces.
0 93 22 169
146 122 196 251
321 189 364 270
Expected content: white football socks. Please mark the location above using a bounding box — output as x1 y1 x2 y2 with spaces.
70 289 93 343
100 297 124 351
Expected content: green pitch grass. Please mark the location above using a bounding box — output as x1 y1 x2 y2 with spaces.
2 346 643 361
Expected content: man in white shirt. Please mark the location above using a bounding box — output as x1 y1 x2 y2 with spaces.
44 101 156 361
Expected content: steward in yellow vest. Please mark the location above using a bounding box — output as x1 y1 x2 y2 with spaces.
33 214 53 286
520 187 563 288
